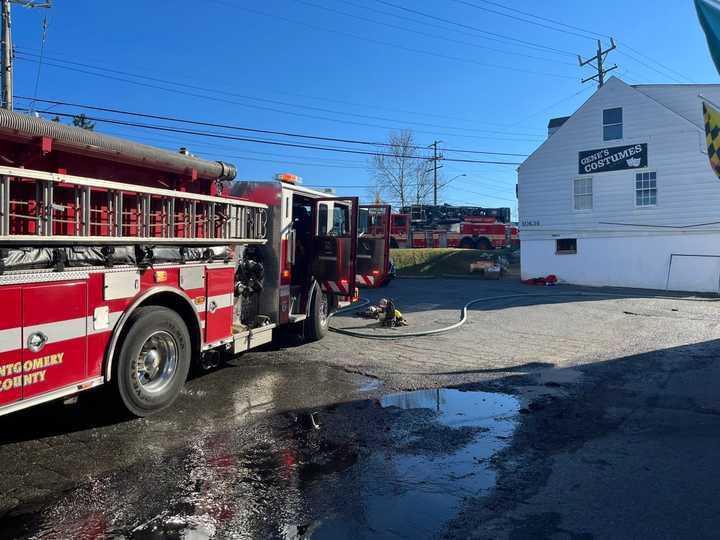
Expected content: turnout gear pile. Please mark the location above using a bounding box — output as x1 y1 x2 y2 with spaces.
357 298 408 327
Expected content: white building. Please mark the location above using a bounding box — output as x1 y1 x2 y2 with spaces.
518 77 720 293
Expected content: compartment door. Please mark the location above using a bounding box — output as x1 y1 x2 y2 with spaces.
0 287 22 405
205 267 235 344
357 205 391 287
312 197 358 296
22 281 87 399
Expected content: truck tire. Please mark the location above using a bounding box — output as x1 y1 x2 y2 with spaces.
113 306 192 417
458 237 475 249
476 237 493 250
305 287 330 341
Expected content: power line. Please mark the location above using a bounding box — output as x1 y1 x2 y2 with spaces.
14 53 544 142
446 0 694 83
22 108 522 165
12 46 544 131
14 51 535 136
27 15 48 113
372 0 577 57
204 1 577 79
303 182 514 202
1 0 51 110
448 0 596 42
295 0 578 67
97 127 376 170
16 95 529 157
615 50 686 84
342 0 573 58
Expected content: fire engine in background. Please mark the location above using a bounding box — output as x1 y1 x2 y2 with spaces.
0 111 389 417
390 204 519 250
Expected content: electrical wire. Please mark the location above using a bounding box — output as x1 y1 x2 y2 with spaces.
20 108 523 165
205 1 578 80
448 0 596 42
295 0 578 67
14 53 543 143
15 96 529 157
28 16 49 113
445 0 694 83
12 47 545 130
372 0 577 57
15 51 539 136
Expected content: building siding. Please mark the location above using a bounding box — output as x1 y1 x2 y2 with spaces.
518 77 720 292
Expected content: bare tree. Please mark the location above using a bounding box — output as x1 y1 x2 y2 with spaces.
369 130 435 208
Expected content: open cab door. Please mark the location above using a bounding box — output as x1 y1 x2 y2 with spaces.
357 205 391 287
312 197 358 296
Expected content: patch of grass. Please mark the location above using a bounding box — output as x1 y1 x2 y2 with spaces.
391 248 516 276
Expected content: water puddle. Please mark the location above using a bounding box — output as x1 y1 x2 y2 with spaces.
5 388 520 540
308 389 520 539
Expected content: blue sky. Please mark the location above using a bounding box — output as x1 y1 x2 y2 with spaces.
9 0 718 217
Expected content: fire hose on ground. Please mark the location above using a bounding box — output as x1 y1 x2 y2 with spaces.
328 291 715 340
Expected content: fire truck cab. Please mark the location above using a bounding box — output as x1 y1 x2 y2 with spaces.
0 112 385 418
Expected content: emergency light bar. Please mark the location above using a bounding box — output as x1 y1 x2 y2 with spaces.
276 173 302 184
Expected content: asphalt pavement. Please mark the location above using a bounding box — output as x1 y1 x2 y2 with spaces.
1 278 720 539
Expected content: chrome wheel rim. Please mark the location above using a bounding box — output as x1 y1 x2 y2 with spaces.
136 331 178 394
319 293 329 327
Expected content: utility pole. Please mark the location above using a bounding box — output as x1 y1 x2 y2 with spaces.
578 38 617 89
1 0 52 110
429 140 443 205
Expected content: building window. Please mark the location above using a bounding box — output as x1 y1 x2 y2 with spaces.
556 238 577 254
573 177 593 210
635 172 657 206
603 107 623 141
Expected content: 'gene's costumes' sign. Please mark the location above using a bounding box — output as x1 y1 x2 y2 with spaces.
578 143 647 174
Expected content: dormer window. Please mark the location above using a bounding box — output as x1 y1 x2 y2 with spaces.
603 108 623 141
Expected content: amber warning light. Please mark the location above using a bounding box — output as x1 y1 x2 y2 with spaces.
276 173 302 184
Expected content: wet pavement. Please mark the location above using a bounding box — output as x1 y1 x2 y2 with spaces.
0 367 519 539
2 279 720 539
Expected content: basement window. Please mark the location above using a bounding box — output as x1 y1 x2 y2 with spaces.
556 238 577 254
603 107 623 141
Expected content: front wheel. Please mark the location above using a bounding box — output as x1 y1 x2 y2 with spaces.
113 306 192 417
305 287 330 341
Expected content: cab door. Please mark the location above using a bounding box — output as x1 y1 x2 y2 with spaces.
357 205 391 287
312 197 358 296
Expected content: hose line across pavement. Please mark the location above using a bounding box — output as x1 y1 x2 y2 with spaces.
328 291 711 340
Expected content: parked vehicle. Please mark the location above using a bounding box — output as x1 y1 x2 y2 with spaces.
0 111 389 417
390 204 518 250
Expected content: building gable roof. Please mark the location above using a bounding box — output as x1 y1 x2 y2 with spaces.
519 77 704 172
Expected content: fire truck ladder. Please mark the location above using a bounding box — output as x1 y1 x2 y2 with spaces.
0 166 267 245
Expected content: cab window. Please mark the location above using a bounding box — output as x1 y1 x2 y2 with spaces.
318 203 328 235
331 205 349 236
358 208 370 234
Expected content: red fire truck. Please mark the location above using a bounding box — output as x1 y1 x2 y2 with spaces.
0 111 389 417
390 204 519 250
